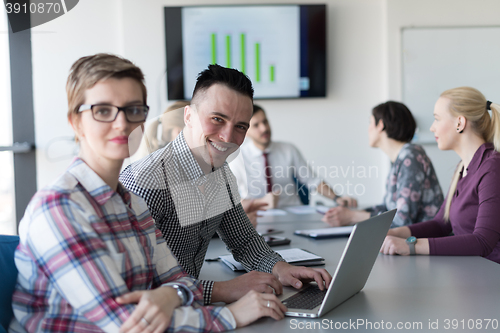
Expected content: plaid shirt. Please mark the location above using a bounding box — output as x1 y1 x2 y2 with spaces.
10 158 236 333
120 132 284 304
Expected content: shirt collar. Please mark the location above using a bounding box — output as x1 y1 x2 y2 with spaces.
67 157 128 206
172 131 225 185
466 142 494 174
245 139 274 157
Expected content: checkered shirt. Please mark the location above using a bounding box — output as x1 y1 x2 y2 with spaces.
120 132 284 304
10 158 236 333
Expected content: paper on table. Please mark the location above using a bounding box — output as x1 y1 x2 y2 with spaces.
294 226 354 238
287 205 317 214
257 209 287 216
219 248 324 271
275 248 324 262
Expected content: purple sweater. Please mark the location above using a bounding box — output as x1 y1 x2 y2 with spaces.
409 143 500 264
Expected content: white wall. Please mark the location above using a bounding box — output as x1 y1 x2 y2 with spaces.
32 0 123 190
386 0 500 194
31 0 500 208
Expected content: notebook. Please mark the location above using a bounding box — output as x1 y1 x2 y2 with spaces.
280 209 396 318
219 248 324 271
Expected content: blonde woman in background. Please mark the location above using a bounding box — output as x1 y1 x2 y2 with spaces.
134 100 188 159
381 87 500 264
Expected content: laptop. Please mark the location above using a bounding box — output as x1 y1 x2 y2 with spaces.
279 209 396 318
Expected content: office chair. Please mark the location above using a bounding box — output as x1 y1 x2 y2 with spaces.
0 235 19 332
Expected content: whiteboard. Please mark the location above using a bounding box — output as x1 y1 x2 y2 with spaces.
402 26 500 143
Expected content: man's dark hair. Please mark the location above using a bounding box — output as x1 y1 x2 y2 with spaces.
192 64 254 102
253 104 265 115
372 101 416 143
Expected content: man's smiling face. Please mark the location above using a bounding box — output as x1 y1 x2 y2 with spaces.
184 83 253 169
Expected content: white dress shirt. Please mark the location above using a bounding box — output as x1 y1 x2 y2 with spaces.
230 140 322 207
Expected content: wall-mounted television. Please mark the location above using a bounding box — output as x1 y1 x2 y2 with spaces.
164 4 327 100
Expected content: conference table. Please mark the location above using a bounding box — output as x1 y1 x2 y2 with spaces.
199 209 500 332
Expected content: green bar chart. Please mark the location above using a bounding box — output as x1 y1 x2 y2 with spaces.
240 33 245 74
211 33 216 64
255 42 260 82
209 33 276 84
182 6 300 98
225 35 231 68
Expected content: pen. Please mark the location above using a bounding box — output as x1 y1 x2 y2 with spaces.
204 258 220 262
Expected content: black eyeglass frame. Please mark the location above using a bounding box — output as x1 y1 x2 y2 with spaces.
78 104 149 123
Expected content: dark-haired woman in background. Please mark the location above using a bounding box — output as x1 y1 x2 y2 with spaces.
323 101 444 228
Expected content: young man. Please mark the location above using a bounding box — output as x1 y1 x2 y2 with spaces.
230 104 357 208
120 65 331 305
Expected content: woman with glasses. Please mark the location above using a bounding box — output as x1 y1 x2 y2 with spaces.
380 87 500 263
10 54 286 333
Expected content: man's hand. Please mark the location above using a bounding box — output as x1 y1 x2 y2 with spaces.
247 210 258 228
211 271 283 304
241 199 268 214
117 286 180 333
272 261 332 291
241 199 269 228
259 192 279 209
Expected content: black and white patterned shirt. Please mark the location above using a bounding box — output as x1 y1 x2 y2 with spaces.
120 132 284 304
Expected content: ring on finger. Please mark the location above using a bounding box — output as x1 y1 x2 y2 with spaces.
141 318 150 326
267 300 271 308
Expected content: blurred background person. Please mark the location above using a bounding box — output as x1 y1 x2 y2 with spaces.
323 101 443 228
231 104 357 209
133 100 189 160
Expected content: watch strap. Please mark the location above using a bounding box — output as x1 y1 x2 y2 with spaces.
408 242 416 255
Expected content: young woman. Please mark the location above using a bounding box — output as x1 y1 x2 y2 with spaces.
10 54 286 333
380 87 500 264
322 101 443 228
133 100 189 160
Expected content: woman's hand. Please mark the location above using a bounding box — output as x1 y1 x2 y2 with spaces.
336 196 358 208
387 226 411 238
322 206 355 227
226 290 288 328
117 286 181 333
380 235 411 255
380 235 430 255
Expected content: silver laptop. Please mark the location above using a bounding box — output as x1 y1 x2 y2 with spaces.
279 209 396 318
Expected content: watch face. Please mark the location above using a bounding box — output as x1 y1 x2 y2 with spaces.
406 236 417 244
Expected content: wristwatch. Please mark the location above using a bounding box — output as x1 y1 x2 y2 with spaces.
170 284 188 306
406 236 417 255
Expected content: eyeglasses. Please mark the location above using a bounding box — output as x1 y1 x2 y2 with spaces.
78 104 149 123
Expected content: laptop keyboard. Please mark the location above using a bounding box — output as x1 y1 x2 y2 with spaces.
281 285 327 310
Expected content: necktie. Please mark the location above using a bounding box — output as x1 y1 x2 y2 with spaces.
263 152 272 193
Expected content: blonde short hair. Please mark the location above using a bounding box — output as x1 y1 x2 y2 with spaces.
66 53 147 121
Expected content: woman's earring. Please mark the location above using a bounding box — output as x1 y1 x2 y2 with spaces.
457 123 463 134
